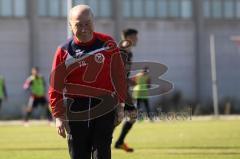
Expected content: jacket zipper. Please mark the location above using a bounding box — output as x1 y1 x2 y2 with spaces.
88 97 91 128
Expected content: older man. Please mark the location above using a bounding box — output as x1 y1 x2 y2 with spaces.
49 5 127 159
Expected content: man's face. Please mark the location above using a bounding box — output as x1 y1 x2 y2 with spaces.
126 34 138 47
70 13 94 42
31 68 38 76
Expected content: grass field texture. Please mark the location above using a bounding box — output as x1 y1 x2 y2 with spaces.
0 118 240 159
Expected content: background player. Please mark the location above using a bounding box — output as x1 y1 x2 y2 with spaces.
23 67 52 125
114 28 138 152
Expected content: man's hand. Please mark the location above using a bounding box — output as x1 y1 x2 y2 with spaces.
114 103 125 127
56 118 66 138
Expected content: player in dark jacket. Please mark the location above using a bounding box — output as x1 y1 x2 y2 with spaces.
114 28 138 152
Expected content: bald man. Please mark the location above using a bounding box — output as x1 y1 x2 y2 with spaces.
49 5 127 159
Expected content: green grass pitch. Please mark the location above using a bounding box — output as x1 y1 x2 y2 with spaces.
0 118 240 159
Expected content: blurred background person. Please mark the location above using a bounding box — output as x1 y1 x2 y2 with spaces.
0 75 7 111
133 67 153 121
23 67 52 126
114 28 138 152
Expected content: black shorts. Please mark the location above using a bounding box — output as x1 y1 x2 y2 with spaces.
28 96 47 108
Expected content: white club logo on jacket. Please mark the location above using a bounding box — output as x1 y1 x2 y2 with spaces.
94 53 105 63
